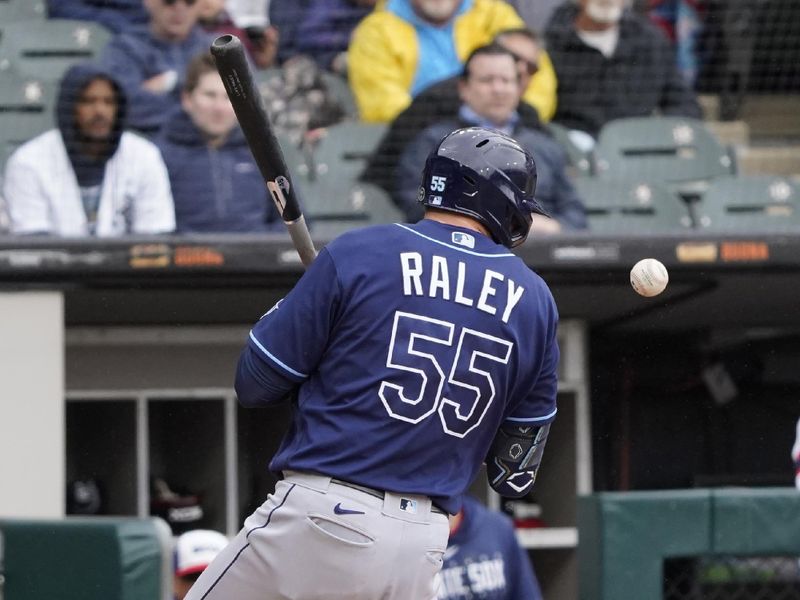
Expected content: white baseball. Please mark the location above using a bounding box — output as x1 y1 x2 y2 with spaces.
630 258 669 297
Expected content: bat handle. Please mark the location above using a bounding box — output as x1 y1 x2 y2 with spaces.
286 216 317 267
268 181 317 267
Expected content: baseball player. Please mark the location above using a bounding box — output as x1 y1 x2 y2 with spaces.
186 127 559 600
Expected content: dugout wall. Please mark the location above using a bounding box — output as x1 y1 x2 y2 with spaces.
578 487 800 600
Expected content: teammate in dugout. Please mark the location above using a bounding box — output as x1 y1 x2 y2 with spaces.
436 495 543 599
185 126 559 599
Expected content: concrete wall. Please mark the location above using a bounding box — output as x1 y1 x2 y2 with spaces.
0 292 64 518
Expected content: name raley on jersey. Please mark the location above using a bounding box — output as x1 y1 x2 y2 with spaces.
399 238 525 324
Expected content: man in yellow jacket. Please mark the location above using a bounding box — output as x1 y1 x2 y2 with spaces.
348 0 557 123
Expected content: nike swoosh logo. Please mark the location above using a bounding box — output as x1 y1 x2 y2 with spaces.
334 502 365 515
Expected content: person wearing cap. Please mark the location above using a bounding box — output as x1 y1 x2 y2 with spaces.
174 529 229 600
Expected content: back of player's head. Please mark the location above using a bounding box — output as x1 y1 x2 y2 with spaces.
418 127 546 248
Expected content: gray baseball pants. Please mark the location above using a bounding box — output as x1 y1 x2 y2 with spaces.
185 471 450 599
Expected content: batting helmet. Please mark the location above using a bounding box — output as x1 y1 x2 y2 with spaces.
418 127 546 248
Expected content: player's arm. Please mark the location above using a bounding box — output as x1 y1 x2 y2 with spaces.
488 292 559 497
486 420 552 497
235 346 296 407
237 247 343 406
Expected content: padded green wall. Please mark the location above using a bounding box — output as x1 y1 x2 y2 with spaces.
0 518 167 600
578 488 800 600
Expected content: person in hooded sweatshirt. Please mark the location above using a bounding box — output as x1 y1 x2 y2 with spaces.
155 52 284 233
2 62 175 237
101 0 213 134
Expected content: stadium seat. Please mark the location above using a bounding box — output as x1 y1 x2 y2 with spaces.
361 182 404 226
547 121 594 176
695 174 800 232
0 19 111 81
593 117 735 194
0 73 55 171
0 0 46 23
572 177 693 233
298 122 388 235
318 71 358 120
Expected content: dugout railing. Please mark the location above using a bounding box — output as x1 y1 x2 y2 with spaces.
578 487 800 600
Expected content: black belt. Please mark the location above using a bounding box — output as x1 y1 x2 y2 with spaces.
330 478 448 516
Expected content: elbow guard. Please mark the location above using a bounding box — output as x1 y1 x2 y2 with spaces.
486 422 551 497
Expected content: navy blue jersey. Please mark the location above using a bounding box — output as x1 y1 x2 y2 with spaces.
245 219 559 514
436 495 542 599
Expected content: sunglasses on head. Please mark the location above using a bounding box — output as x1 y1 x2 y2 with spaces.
162 0 197 6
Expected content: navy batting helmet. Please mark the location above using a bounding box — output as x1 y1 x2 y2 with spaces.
418 127 546 248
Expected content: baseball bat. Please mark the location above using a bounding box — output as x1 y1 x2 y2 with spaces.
210 34 317 267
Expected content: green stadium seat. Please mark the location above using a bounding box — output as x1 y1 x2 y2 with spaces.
572 176 693 233
0 19 111 81
695 174 800 232
318 71 358 120
362 182 404 225
298 122 388 236
547 121 594 175
594 117 735 195
0 0 47 23
0 72 55 171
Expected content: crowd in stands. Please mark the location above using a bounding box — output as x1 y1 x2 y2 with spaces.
2 0 792 239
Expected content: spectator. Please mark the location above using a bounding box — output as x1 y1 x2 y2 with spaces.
47 0 149 33
2 63 175 237
174 529 229 600
156 53 284 233
292 0 377 74
226 0 271 29
647 0 705 86
361 27 553 195
544 0 702 139
197 0 279 69
395 44 587 232
269 0 311 64
101 0 213 134
436 495 543 599
347 0 540 123
496 28 557 123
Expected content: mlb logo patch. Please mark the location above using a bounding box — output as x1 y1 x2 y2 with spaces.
452 232 475 248
399 498 418 514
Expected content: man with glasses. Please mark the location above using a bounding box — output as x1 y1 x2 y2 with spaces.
395 43 587 232
362 29 557 205
348 0 557 124
101 0 213 133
